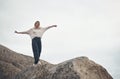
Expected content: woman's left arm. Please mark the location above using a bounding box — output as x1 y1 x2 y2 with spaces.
46 25 57 30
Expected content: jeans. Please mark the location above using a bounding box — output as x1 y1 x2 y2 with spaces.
32 37 42 64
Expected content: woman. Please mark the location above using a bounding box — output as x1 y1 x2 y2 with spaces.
15 21 57 66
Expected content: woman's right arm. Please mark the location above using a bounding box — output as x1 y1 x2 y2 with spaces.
14 30 29 34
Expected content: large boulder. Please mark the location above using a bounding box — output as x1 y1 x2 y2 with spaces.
0 44 113 79
47 57 112 79
0 44 53 79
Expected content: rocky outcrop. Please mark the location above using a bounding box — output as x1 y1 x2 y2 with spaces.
0 44 113 79
0 45 53 79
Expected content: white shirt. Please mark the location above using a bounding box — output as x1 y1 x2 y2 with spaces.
26 27 48 39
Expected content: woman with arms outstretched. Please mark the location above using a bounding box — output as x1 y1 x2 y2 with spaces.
15 21 57 66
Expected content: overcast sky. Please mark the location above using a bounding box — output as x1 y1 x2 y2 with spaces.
0 0 120 78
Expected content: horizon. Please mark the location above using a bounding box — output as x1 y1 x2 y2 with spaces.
0 0 120 79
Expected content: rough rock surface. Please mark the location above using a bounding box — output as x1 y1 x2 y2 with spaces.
0 44 113 79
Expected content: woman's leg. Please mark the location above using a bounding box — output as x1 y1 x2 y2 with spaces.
32 38 39 64
37 38 42 58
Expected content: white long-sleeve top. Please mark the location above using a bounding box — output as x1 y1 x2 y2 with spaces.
26 27 48 39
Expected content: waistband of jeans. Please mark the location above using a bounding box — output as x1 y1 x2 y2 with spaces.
32 37 41 40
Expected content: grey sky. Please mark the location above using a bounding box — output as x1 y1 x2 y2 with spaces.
0 0 120 78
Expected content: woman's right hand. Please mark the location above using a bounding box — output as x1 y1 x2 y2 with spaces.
14 30 18 33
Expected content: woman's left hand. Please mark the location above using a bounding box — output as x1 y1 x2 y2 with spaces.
52 25 57 27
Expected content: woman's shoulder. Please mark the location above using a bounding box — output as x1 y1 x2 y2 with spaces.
27 27 34 32
30 27 35 30
39 27 47 30
41 26 48 29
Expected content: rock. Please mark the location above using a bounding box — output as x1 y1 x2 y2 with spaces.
0 44 53 79
0 44 113 79
15 65 49 79
47 57 113 79
0 60 20 79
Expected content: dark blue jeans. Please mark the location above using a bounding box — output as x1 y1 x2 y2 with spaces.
32 37 42 64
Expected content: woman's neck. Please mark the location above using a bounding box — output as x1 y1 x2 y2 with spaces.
34 27 41 29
